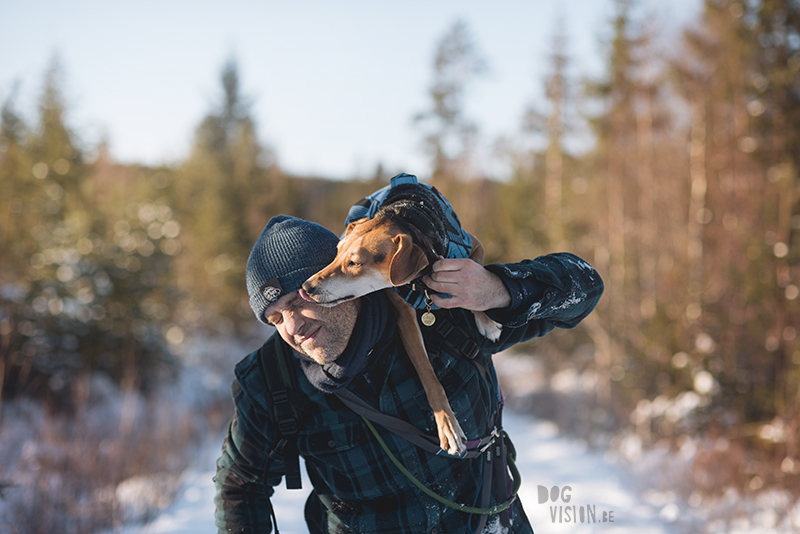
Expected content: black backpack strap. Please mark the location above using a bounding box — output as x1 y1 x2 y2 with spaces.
422 312 497 393
256 334 303 490
425 312 483 361
335 389 441 454
335 389 495 459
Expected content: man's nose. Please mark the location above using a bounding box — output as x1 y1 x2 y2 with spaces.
283 310 305 335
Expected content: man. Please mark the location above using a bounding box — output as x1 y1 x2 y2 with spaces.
214 214 603 533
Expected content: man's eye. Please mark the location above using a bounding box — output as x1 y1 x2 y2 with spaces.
268 314 283 326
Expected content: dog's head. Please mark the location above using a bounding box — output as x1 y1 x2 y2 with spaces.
302 215 429 306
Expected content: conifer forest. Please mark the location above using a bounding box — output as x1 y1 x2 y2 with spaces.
1 0 800 532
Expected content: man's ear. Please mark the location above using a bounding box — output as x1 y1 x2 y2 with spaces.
389 234 429 286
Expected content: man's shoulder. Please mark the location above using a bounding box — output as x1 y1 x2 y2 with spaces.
233 336 325 407
234 343 266 384
232 336 288 406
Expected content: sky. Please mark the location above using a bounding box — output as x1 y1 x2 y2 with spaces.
0 0 701 180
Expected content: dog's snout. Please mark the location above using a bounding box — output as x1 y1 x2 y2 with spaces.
302 280 317 294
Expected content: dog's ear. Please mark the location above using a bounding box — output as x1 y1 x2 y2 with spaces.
389 234 429 286
344 218 366 236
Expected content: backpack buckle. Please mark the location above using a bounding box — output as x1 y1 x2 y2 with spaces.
278 418 298 435
459 338 480 359
269 438 289 460
272 389 290 404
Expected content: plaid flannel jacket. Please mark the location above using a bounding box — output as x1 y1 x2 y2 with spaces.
214 252 604 534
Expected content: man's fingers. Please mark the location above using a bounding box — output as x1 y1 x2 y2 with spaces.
423 257 511 311
430 293 460 309
425 271 455 286
430 258 468 273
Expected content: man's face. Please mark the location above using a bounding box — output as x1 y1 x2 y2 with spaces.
264 290 359 365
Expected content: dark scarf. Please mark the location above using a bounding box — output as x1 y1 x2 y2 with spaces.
295 291 393 393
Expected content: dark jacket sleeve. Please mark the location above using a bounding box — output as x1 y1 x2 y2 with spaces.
213 353 283 533
481 252 604 349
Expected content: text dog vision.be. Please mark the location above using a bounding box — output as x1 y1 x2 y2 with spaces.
538 486 615 524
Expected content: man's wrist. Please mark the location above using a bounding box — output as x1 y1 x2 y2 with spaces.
489 274 512 310
484 265 516 311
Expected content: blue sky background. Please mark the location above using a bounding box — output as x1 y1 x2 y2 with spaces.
0 0 700 179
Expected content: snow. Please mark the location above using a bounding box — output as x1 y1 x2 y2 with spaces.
104 409 678 534
511 414 674 533
90 347 800 534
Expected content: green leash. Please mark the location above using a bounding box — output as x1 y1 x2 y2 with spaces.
361 416 521 515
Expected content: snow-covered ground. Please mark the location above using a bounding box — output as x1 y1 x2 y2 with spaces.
106 408 678 534
6 328 799 533
100 348 800 534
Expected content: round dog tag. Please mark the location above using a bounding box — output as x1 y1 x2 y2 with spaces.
421 311 436 327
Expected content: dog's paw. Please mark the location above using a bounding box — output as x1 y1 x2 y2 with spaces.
435 411 467 456
442 421 467 457
474 311 502 341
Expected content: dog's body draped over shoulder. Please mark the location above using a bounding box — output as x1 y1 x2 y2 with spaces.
344 173 473 311
303 173 503 455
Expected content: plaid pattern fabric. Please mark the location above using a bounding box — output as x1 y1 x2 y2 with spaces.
214 252 604 533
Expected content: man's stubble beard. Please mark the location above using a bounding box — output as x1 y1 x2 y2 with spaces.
295 299 359 365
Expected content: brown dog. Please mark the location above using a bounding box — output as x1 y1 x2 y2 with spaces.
302 213 501 456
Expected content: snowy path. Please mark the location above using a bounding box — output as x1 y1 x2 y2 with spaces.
113 409 676 534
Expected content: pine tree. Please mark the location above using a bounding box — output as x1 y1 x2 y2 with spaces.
510 20 576 259
415 19 487 189
0 59 178 410
175 59 281 328
0 87 33 279
543 21 569 251
583 0 645 404
746 0 800 430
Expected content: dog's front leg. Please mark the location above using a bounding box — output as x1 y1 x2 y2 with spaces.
384 290 467 456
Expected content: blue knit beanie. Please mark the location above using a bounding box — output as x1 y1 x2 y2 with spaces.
246 215 339 324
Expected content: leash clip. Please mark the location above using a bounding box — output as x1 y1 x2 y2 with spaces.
479 427 501 453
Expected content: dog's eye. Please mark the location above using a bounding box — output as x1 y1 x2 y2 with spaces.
348 261 361 268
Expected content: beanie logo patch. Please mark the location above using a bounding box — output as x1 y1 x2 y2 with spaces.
260 277 284 305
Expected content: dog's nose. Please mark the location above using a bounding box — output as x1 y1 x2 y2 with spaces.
301 280 317 295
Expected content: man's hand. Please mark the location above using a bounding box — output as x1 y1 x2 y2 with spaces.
422 258 511 312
